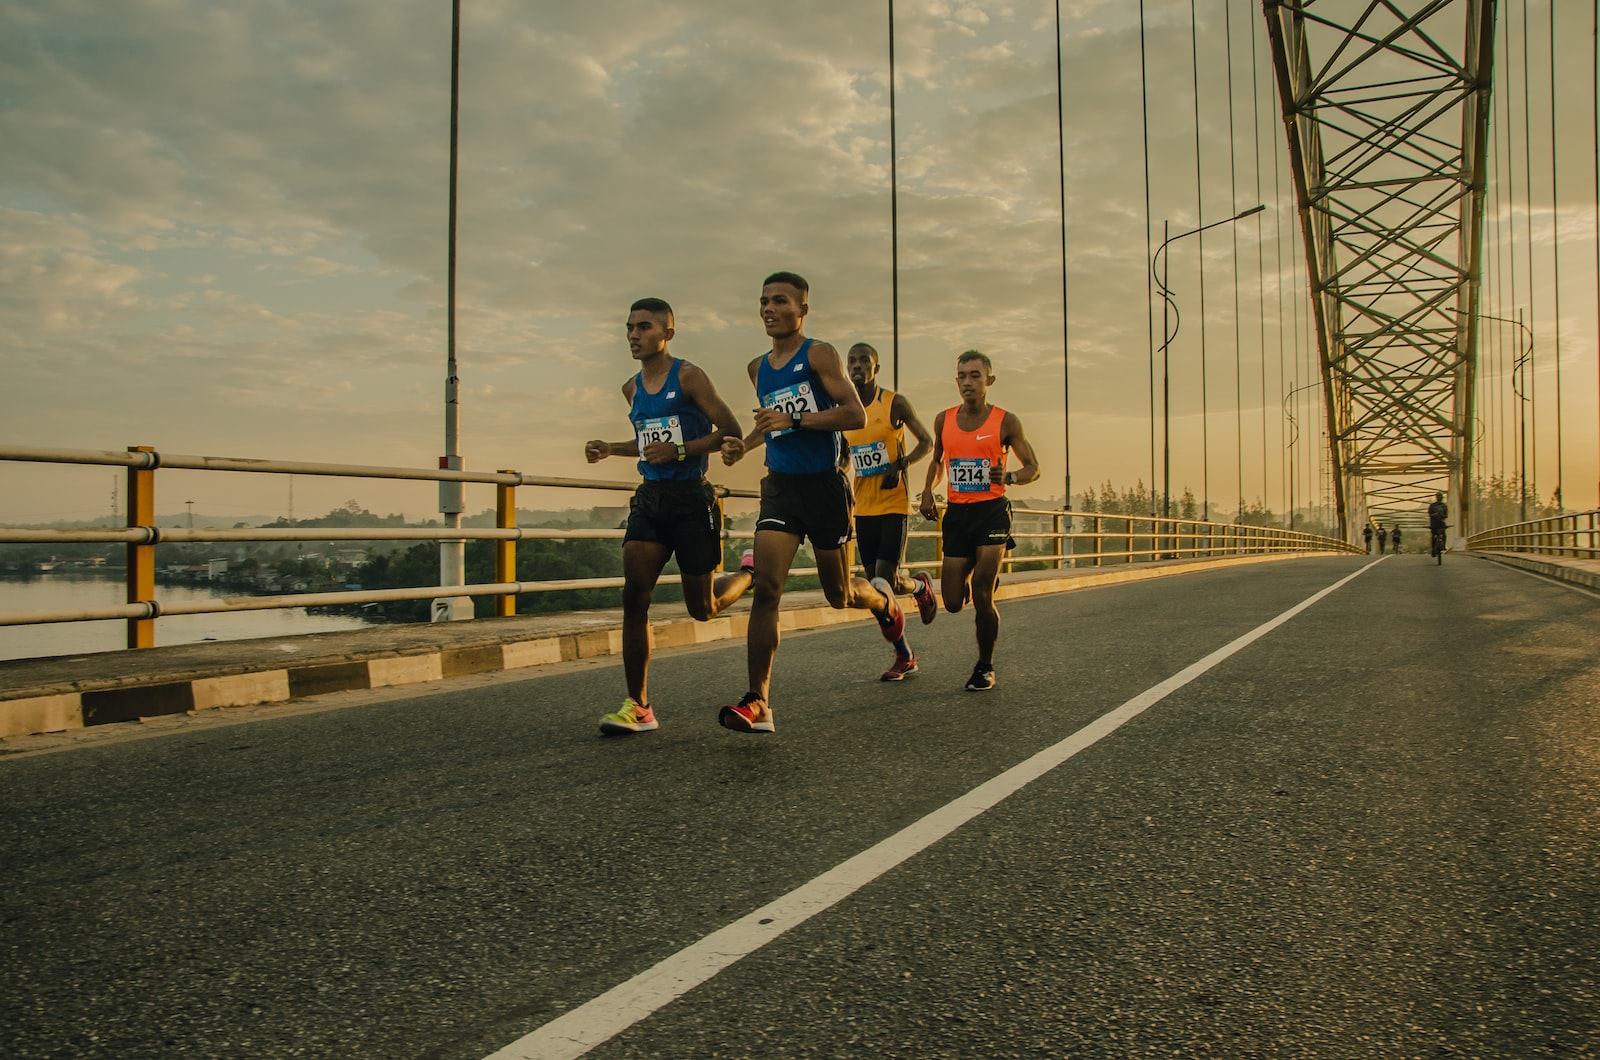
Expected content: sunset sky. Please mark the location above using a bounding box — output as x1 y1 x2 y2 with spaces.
2 0 1596 528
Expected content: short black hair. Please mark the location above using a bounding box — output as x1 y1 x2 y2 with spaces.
848 342 879 364
762 271 809 296
630 296 673 317
957 349 993 374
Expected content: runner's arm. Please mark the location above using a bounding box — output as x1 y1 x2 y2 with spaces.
918 410 947 519
891 392 934 472
996 411 1040 487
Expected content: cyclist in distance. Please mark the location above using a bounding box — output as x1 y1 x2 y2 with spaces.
1427 492 1449 562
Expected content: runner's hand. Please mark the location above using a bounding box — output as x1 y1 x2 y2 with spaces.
721 437 746 466
640 440 677 465
584 440 608 463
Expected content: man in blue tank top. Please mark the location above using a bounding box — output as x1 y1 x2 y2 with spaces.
585 297 752 735
716 273 916 734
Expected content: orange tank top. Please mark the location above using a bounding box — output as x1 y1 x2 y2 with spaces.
941 405 1006 504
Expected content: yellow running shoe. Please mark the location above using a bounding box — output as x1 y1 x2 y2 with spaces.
599 697 658 735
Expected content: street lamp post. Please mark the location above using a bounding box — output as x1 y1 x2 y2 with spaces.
1455 307 1533 522
1282 377 1323 532
434 0 471 622
1151 203 1265 525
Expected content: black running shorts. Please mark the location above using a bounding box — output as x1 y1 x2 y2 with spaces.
940 497 1014 558
624 479 723 576
755 469 853 550
854 513 909 570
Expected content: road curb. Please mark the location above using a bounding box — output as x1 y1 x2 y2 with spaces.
1468 550 1600 592
0 553 1321 739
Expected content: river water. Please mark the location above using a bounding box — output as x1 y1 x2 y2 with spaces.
0 574 374 662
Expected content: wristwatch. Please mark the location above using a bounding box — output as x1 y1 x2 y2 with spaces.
675 444 687 462
1003 471 1014 486
790 410 804 429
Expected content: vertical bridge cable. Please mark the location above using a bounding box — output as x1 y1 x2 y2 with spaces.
1225 0 1243 519
1547 0 1564 509
1249 9 1272 522
1055 0 1072 509
1503 7 1522 511
888 0 900 391
1189 0 1211 519
1521 0 1538 503
1270 36 1288 525
1141 0 1157 510
1489 96 1503 503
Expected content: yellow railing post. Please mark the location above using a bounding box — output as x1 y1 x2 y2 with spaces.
495 472 517 617
126 446 156 649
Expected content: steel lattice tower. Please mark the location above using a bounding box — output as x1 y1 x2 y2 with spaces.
1263 0 1498 540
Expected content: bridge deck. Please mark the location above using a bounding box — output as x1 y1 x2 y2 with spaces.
2 554 1596 1058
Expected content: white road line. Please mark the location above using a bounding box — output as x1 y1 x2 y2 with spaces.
485 563 1376 1060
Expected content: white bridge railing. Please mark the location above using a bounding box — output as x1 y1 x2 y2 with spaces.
1467 509 1600 560
1 444 1360 648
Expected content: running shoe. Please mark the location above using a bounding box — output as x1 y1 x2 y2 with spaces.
870 576 906 642
599 697 658 734
911 570 937 625
964 663 996 691
718 692 775 734
880 653 918 681
740 548 756 574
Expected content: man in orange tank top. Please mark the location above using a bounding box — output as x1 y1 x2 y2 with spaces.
918 350 1040 691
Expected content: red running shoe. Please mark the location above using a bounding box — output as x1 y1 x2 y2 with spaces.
911 570 937 625
718 693 774 733
880 653 918 681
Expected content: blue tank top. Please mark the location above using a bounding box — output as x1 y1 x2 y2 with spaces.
756 338 840 475
630 359 711 482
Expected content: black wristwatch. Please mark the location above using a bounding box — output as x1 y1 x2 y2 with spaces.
675 444 687 462
790 410 803 429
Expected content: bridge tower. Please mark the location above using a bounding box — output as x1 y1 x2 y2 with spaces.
1263 1 1498 541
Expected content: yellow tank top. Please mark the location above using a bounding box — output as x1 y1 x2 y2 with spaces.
842 387 909 516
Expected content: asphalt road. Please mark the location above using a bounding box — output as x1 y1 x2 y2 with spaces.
2 555 1596 1059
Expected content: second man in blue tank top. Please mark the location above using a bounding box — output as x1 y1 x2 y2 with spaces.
716 272 920 735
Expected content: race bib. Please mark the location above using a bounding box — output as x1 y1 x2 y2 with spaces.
762 382 818 438
850 441 892 477
635 416 683 452
948 457 991 493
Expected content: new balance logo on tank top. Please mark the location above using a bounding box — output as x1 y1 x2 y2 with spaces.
756 338 841 475
940 404 1007 503
630 358 712 482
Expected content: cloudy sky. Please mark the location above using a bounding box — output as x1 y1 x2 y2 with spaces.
2 0 1596 528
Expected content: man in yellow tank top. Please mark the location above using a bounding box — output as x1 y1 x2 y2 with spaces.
918 350 1040 691
840 342 938 680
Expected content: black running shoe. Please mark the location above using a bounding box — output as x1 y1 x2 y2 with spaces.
964 663 996 691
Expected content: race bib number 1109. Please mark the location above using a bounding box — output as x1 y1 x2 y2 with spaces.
850 441 891 477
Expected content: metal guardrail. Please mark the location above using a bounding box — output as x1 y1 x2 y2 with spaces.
1466 509 1600 560
2 444 1360 646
